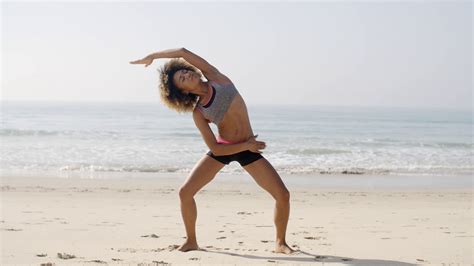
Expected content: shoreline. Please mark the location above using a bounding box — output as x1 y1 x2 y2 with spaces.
1 171 472 191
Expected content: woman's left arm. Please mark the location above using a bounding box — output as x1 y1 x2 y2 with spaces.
130 48 183 67
130 48 219 77
180 48 219 76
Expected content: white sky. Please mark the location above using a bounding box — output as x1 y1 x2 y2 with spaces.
2 0 472 109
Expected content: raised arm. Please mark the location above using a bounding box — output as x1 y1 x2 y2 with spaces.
180 48 219 77
130 47 222 80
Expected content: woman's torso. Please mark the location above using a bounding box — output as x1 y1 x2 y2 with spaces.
196 79 254 143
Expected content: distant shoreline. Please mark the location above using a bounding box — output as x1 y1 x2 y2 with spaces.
1 171 472 191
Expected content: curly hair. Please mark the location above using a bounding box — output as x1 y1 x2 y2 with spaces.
157 58 203 113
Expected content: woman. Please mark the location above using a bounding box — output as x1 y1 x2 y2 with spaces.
130 48 294 254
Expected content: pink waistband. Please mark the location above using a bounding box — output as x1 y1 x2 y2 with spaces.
216 135 241 145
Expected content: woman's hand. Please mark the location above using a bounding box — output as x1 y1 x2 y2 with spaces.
130 48 184 67
129 54 155 67
245 134 266 154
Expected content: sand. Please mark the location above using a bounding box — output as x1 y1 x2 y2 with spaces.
1 173 472 265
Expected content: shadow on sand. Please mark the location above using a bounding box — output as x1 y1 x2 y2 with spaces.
201 248 417 266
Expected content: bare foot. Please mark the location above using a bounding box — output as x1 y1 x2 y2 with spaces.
274 242 296 254
178 240 199 252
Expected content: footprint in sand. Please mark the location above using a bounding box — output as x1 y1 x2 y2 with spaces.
116 247 138 253
87 259 107 264
189 257 199 261
261 240 269 243
40 263 53 266
57 252 76 259
141 234 160 238
315 255 328 260
36 253 47 257
216 236 226 240
167 245 180 251
152 260 170 265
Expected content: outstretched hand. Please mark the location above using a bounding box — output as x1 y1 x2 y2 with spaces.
246 134 266 154
130 55 155 67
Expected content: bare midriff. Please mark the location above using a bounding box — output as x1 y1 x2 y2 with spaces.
216 93 254 144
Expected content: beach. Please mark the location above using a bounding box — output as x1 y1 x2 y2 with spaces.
1 173 472 265
3 0 472 264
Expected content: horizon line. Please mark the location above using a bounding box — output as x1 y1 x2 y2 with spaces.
0 99 471 112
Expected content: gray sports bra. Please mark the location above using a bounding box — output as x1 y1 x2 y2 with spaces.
196 81 239 126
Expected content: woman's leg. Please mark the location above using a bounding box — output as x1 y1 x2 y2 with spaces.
242 157 295 254
178 154 226 252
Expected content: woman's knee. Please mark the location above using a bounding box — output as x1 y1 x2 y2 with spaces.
178 186 195 200
276 188 290 202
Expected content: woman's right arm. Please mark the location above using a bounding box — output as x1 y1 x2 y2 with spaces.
193 109 264 155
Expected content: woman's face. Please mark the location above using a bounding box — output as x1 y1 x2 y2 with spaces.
172 69 200 94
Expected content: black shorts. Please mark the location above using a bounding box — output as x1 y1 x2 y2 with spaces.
206 150 264 166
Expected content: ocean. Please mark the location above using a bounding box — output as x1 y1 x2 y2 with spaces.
1 101 472 179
